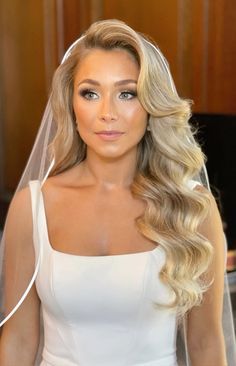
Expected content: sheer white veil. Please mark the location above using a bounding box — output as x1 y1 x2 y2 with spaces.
0 19 235 365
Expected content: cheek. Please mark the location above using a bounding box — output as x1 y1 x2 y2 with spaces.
73 105 98 133
126 105 148 130
73 93 96 121
73 104 89 121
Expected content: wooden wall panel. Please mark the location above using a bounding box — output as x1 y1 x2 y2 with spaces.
102 0 236 114
0 0 103 197
205 0 236 114
62 0 103 51
43 0 60 91
103 0 179 88
191 0 236 114
191 0 209 110
0 1 48 193
0 0 235 197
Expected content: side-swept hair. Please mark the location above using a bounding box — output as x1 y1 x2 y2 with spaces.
50 19 213 316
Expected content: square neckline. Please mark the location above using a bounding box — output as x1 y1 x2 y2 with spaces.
34 181 162 259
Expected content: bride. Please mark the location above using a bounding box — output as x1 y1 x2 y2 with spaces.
0 19 234 366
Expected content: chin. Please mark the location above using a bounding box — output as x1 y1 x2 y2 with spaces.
94 147 133 160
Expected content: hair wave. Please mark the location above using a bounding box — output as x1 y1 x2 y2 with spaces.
50 19 213 316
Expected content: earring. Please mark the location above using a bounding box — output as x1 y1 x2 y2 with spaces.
147 124 151 131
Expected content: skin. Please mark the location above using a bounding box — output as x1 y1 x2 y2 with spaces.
73 48 148 163
41 48 152 257
0 49 227 365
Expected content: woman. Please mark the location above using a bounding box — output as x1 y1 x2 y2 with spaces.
0 19 234 366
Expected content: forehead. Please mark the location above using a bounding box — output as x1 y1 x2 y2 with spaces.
74 48 139 80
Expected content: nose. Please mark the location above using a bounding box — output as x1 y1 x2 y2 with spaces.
99 96 118 122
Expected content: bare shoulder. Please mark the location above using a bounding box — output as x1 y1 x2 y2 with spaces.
43 163 85 193
5 186 33 245
7 186 32 219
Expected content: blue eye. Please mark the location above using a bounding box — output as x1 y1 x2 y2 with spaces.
119 91 137 100
79 89 98 100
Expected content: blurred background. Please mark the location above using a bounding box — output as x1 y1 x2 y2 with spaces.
0 1 236 274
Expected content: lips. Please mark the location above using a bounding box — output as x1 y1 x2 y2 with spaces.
96 130 123 134
95 130 124 140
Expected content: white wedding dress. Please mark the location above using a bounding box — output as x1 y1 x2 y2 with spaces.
29 181 199 365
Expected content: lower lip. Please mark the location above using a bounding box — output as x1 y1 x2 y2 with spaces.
95 132 124 141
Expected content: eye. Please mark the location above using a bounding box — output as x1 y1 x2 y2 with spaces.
79 89 99 100
119 91 137 100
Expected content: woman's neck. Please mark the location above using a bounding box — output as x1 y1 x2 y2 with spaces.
81 149 138 190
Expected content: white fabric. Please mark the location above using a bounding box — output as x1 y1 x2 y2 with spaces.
29 181 178 366
185 180 199 191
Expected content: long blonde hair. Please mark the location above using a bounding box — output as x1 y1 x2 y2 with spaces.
50 19 213 316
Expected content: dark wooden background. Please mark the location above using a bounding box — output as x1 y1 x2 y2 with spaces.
0 0 236 249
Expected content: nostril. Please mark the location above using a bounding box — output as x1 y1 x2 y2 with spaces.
100 113 117 121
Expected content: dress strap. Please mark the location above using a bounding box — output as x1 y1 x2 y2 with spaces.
29 180 53 258
29 180 42 258
29 181 40 220
186 179 201 191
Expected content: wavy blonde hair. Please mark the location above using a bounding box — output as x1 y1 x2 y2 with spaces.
50 19 213 316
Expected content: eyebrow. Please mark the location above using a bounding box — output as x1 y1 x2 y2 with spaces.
77 78 137 87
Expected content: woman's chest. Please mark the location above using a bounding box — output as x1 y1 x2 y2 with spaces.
45 189 155 256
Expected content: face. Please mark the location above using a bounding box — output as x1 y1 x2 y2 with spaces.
73 48 148 160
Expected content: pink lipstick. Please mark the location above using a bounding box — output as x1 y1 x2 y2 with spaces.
95 130 124 141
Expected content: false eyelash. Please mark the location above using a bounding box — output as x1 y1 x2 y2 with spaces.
79 89 98 99
119 90 137 98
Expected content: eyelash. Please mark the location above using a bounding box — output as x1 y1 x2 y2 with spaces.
79 89 98 99
79 89 137 100
120 91 137 100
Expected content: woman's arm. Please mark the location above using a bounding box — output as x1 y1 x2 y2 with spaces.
0 285 40 365
187 187 227 366
0 188 40 365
